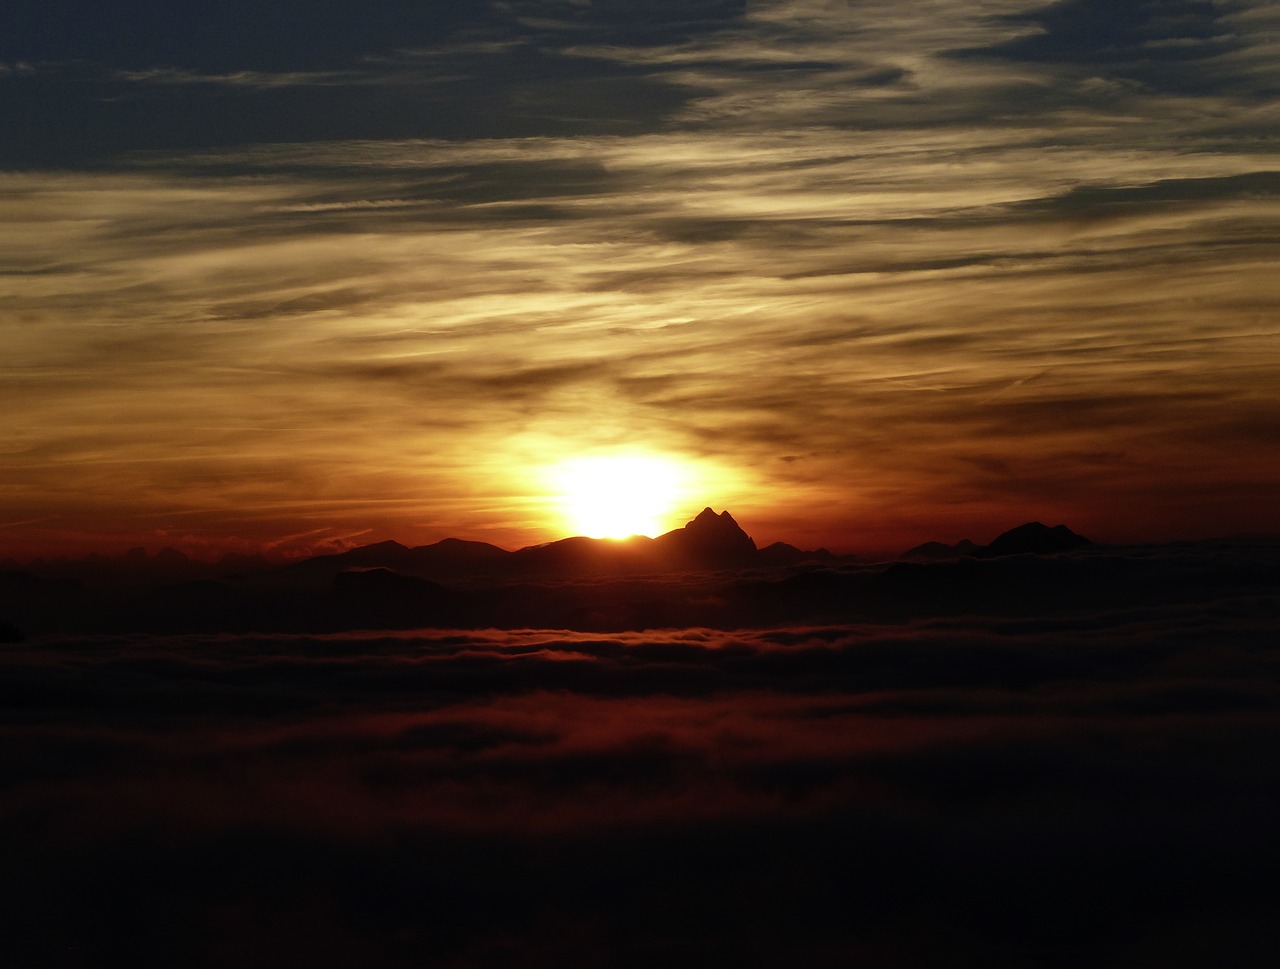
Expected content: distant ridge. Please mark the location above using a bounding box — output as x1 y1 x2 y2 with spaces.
282 536 512 584
3 524 1277 637
902 539 981 560
758 541 836 567
904 522 1090 559
985 522 1090 556
271 508 821 583
1 508 839 594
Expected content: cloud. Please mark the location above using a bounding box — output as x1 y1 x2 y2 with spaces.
0 0 747 164
6 149 1276 549
3 595 1278 964
114 67 366 88
962 0 1247 90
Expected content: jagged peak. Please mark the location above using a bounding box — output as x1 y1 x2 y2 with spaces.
689 507 739 527
673 507 756 557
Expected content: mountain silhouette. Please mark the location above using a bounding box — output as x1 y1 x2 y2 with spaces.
984 521 1090 556
904 523 1089 559
509 508 760 577
757 541 837 567
658 507 758 564
0 512 1122 635
330 568 468 627
903 538 981 560
282 536 511 584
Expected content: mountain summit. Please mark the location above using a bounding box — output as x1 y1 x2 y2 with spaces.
512 507 760 575
984 521 1090 556
663 507 758 564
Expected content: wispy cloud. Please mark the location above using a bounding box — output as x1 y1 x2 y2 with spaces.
115 67 367 88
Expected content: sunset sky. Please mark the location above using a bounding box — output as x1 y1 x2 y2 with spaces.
3 0 1278 558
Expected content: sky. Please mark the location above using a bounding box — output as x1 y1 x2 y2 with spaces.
3 0 1279 558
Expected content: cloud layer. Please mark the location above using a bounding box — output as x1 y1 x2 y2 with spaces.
5 588 1278 964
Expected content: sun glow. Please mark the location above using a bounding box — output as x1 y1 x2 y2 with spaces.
548 453 690 539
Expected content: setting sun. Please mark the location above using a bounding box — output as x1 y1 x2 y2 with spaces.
548 453 689 539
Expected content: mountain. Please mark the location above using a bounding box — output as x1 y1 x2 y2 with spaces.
2 524 1273 636
984 521 1090 556
902 538 981 560
329 568 469 628
658 507 758 565
903 523 1090 559
282 537 510 584
0 508 822 607
508 507 761 577
757 541 837 567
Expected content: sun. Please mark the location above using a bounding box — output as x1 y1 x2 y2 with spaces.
548 453 689 539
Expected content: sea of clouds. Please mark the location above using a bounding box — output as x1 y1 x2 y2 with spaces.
5 589 1277 966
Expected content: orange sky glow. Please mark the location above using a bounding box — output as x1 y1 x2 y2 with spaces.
2 2 1279 561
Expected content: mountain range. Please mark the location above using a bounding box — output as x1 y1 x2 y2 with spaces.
282 507 833 584
903 521 1091 559
0 510 1186 637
